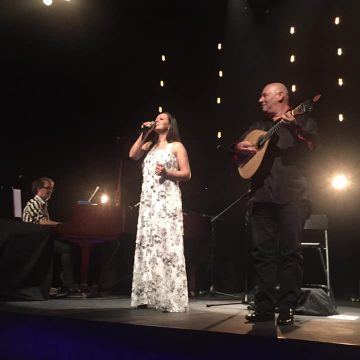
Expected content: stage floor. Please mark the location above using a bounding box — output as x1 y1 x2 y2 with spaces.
1 294 360 347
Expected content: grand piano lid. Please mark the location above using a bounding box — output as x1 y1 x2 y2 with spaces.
56 204 135 240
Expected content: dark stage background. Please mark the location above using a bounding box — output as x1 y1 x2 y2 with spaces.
1 0 360 299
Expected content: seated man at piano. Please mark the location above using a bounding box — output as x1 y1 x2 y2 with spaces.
22 177 81 297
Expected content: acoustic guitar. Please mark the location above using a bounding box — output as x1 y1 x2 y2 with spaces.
238 94 321 179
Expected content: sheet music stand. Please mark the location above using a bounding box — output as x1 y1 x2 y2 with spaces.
205 188 252 307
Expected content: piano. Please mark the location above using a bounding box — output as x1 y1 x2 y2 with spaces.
56 204 138 289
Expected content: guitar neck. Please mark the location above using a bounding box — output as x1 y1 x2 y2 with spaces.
256 120 283 148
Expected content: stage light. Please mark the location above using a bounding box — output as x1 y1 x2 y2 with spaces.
217 131 222 139
43 0 72 7
334 17 340 25
338 113 344 122
331 174 349 190
337 48 343 56
290 26 295 34
158 106 163 113
291 84 296 92
160 80 164 87
100 194 109 204
217 43 222 50
290 54 295 63
218 70 223 78
216 97 221 104
161 55 166 62
338 78 343 86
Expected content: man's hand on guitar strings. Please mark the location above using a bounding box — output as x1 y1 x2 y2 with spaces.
234 141 257 156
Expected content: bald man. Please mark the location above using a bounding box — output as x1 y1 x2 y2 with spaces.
232 83 319 325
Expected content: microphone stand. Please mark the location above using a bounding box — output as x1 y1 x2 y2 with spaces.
205 188 252 308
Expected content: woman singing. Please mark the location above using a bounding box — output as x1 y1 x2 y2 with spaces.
129 112 191 312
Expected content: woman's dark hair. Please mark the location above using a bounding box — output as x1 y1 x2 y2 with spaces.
32 177 54 195
164 112 181 142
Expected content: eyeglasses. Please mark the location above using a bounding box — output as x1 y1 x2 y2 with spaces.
42 186 55 191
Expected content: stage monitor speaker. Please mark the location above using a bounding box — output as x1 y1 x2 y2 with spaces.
295 287 338 316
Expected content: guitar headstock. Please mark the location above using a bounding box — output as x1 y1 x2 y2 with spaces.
292 94 321 116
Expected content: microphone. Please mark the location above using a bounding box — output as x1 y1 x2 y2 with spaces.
141 121 156 130
138 121 156 136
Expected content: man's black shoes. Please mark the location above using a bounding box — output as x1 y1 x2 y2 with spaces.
277 308 294 326
245 308 294 325
245 311 274 322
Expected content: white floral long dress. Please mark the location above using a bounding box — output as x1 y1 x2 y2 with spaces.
131 142 189 312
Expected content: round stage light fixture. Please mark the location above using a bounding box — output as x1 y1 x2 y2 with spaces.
100 194 110 204
331 174 349 190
